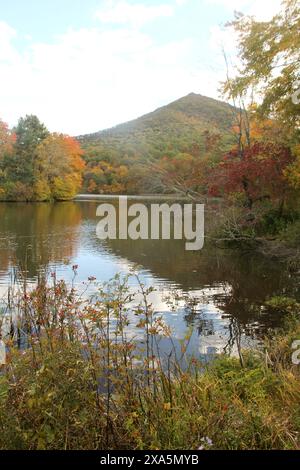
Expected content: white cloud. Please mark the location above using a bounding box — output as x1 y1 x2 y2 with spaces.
95 1 174 28
0 18 219 135
0 21 18 61
0 21 16 41
4 0 261 135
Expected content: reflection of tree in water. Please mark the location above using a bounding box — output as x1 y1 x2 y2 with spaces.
101 227 297 329
63 200 300 348
223 316 245 366
182 303 215 336
197 319 215 337
47 200 300 336
0 248 10 274
1 199 298 342
0 202 82 279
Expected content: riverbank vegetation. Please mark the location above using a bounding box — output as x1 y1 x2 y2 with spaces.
0 274 299 450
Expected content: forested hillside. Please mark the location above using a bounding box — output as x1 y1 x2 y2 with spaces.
78 93 237 194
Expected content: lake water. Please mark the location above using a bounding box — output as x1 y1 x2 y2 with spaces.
0 197 299 360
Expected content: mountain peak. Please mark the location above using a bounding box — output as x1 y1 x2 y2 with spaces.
79 92 236 193
79 93 235 142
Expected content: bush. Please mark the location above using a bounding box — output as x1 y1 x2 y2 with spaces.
280 219 300 247
0 275 299 450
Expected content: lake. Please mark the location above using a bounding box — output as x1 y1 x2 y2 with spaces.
0 197 299 361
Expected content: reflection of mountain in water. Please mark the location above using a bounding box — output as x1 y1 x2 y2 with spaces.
0 199 299 337
79 199 299 329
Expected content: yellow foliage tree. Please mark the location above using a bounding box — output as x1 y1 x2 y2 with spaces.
35 134 85 201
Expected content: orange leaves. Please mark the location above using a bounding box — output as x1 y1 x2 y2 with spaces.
61 135 85 172
35 133 85 200
36 133 85 172
85 160 129 195
0 115 86 201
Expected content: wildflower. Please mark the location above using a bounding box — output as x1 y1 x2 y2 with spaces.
198 436 213 450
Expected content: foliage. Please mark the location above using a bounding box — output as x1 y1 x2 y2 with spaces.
280 218 300 247
79 93 236 194
0 274 299 450
265 296 300 315
0 116 85 201
208 142 295 209
84 159 128 195
0 119 15 160
213 0 300 243
224 0 300 130
35 134 85 200
285 144 300 190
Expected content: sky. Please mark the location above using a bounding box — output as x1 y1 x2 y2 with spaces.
0 0 283 135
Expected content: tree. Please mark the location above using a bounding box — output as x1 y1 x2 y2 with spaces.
224 0 300 131
13 115 49 184
35 134 85 200
285 144 300 190
0 118 15 198
208 142 295 212
1 115 49 200
218 1 300 214
0 119 15 159
83 159 129 194
0 116 85 201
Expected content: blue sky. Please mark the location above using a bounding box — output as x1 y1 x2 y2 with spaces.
0 0 282 134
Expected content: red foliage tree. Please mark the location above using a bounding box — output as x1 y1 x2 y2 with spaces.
208 142 294 209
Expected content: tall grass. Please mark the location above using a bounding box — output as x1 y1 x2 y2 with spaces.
0 272 299 450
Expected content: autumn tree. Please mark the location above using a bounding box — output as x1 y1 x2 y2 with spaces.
224 0 300 130
83 159 128 194
216 0 300 217
0 115 85 201
0 119 15 159
208 142 294 211
35 134 85 200
0 118 16 199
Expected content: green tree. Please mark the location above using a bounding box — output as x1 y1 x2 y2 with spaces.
12 115 49 185
1 117 84 201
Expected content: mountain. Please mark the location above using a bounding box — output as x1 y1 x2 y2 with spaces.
79 93 235 151
78 93 237 194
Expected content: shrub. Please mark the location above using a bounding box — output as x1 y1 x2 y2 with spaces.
0 275 299 450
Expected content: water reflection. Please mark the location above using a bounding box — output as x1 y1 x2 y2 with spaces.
0 202 81 279
0 198 299 360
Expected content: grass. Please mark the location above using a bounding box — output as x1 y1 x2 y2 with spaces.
0 274 299 450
